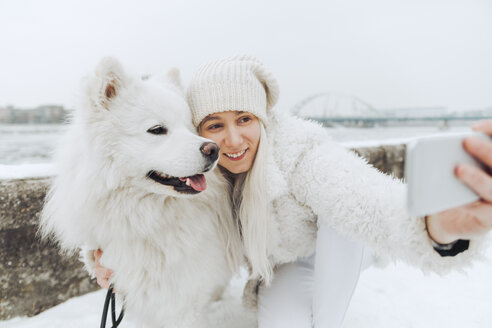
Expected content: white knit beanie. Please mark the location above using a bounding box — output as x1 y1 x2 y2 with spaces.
187 55 280 127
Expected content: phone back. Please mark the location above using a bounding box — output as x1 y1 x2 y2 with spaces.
405 131 488 217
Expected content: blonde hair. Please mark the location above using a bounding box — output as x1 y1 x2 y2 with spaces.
230 122 273 285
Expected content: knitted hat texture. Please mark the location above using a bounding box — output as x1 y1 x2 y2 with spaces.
187 55 279 127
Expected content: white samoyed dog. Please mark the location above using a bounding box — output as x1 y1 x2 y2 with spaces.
40 58 253 328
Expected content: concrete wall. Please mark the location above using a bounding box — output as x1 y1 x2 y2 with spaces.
0 178 98 320
353 144 406 179
0 144 405 320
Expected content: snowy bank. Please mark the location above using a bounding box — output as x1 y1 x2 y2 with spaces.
0 164 55 180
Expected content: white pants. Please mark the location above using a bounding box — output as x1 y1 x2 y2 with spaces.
258 221 372 328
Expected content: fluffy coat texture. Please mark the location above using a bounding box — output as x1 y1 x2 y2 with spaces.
39 58 251 328
259 109 487 273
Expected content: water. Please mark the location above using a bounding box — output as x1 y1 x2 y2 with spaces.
0 124 67 165
0 123 472 165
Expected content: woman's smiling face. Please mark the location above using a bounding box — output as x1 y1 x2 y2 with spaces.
199 111 260 174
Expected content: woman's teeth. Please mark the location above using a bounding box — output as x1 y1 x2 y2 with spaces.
225 149 246 158
185 178 191 186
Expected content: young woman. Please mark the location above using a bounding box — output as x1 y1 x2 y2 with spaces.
95 55 492 327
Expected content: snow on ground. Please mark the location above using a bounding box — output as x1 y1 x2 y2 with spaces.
0 164 54 180
1 245 491 328
345 244 492 327
0 291 105 328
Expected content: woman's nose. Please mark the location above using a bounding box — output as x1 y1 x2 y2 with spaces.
224 126 243 147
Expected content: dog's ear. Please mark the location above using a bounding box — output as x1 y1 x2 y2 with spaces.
167 67 185 95
167 67 181 86
89 57 127 110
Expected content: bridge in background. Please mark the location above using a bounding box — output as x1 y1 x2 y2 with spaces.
307 116 490 127
292 93 492 127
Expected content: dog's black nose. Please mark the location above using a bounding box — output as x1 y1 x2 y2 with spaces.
200 142 219 162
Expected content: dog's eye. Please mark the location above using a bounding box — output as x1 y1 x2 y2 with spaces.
147 125 168 135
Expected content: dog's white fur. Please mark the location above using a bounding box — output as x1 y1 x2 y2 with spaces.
40 58 248 328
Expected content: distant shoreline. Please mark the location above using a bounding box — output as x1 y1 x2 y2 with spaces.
0 105 69 124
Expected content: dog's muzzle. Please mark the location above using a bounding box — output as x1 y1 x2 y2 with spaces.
147 142 219 194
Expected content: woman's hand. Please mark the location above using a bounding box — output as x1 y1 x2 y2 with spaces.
426 120 492 244
94 249 113 289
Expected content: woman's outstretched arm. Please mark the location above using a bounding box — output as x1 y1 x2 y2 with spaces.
289 126 488 273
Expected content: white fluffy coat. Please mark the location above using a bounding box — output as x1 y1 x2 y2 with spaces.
261 109 487 273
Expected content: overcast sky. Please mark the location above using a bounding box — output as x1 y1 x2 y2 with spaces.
1 0 491 111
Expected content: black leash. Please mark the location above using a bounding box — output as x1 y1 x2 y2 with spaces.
100 284 125 328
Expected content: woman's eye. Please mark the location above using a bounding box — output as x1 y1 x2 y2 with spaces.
207 124 222 130
239 116 252 123
147 125 168 135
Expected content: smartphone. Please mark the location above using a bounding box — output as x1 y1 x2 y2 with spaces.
405 131 490 217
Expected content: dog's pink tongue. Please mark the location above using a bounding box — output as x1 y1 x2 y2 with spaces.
189 174 206 191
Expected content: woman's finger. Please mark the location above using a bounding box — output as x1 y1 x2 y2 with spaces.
95 267 111 289
463 136 492 168
455 163 492 202
94 249 103 264
472 120 492 135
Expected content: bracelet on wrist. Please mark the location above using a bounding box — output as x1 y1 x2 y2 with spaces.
424 215 458 250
